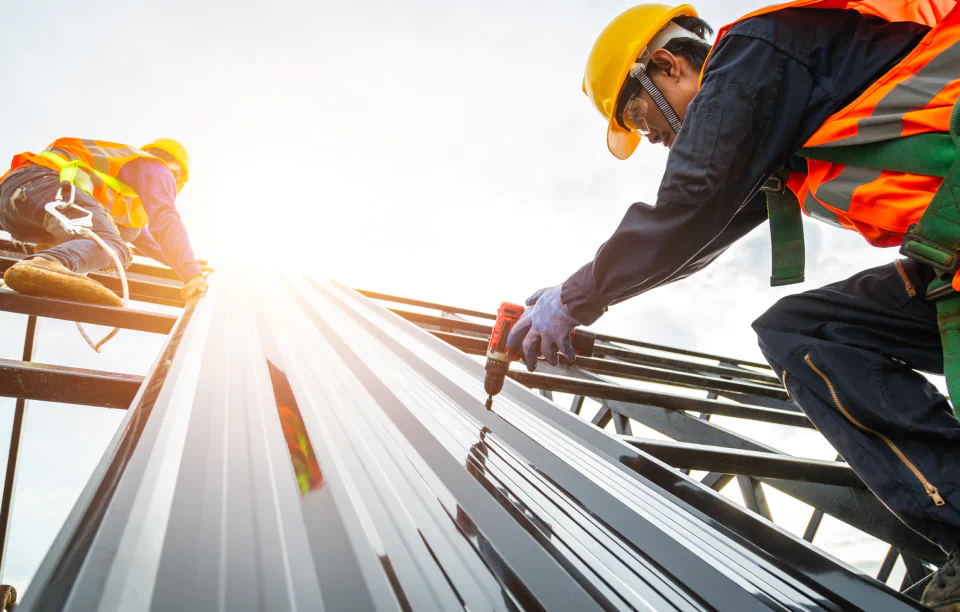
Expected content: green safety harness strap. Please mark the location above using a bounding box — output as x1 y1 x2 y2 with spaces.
762 169 806 286
899 98 960 416
765 97 960 417
797 133 956 179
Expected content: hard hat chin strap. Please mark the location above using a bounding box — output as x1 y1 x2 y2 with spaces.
630 65 684 135
626 21 706 136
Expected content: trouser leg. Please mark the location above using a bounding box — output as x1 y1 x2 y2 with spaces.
753 260 960 554
0 167 131 273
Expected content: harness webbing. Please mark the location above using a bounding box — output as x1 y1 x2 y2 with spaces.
763 170 805 286
901 100 960 418
799 134 956 178
766 98 960 419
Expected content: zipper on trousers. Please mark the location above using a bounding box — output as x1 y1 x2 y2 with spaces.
804 354 945 506
895 259 917 297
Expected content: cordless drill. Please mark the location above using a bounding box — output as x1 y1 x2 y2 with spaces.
483 301 596 409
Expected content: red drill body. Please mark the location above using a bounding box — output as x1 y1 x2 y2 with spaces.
484 302 525 405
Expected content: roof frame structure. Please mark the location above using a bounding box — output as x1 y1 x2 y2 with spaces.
0 245 943 607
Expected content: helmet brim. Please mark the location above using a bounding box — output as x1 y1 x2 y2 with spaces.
607 122 641 160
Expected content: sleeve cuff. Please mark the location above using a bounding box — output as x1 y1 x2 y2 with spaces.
561 264 609 326
176 261 202 282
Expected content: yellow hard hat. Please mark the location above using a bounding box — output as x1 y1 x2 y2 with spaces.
583 4 698 159
142 138 190 185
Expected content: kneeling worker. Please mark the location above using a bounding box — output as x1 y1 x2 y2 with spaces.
0 137 207 305
507 2 960 608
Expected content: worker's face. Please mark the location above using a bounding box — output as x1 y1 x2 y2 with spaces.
623 50 700 149
145 148 187 192
166 160 186 190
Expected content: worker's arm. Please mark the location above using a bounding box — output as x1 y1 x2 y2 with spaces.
561 35 817 325
606 195 771 306
117 158 202 282
561 10 931 325
131 227 171 268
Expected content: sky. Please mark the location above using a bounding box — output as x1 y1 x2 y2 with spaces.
0 0 933 595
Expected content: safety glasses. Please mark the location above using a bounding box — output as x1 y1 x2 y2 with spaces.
622 95 652 136
615 67 684 138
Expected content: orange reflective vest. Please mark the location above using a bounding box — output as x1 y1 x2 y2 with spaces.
2 138 166 228
707 0 960 247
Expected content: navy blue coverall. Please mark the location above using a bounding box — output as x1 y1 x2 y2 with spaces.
560 8 960 555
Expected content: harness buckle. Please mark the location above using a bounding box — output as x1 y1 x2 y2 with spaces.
43 179 94 237
761 173 787 195
900 223 960 279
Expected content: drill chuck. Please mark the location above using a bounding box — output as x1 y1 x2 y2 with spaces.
483 358 509 396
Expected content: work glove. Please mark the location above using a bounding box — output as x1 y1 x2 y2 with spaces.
181 274 209 301
506 285 582 372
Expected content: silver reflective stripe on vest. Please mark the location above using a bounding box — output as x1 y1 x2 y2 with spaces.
45 145 141 226
802 190 843 228
815 165 885 212
79 139 143 174
817 38 960 147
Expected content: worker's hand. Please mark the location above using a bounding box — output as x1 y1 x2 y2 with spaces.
524 286 551 306
200 263 216 275
506 285 581 371
181 274 209 301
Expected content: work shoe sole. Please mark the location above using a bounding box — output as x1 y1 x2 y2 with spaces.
3 260 122 307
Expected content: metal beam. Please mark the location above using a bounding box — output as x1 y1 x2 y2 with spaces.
596 344 780 385
877 547 900 584
355 287 775 371
432 330 790 403
622 438 865 488
508 370 812 428
901 554 932 592
737 477 773 521
126 262 179 282
325 279 926 610
0 290 177 334
356 289 496 320
24 275 927 611
0 358 142 408
576 354 789 400
595 333 773 371
804 509 825 542
0 315 38 576
391 308 782 386
529 361 945 565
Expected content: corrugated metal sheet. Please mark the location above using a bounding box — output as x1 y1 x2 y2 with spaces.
17 273 925 610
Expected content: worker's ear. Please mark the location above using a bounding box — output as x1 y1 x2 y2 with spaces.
649 49 683 82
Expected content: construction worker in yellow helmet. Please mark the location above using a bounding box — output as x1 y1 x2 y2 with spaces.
506 3 960 608
0 137 207 305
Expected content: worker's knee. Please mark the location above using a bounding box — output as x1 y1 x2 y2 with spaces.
752 292 813 337
751 294 814 372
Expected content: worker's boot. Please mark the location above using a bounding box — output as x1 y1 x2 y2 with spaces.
922 551 960 611
3 257 122 307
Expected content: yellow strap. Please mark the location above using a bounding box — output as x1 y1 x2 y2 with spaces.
37 151 138 198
